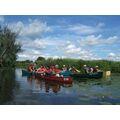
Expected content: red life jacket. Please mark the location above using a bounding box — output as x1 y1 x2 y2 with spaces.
45 68 52 73
54 68 61 73
38 67 45 72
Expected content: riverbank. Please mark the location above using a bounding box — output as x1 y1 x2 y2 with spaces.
16 59 120 73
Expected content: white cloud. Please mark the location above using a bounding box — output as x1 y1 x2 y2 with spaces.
66 47 81 54
17 37 48 51
65 23 104 35
61 41 101 60
8 19 52 37
63 41 81 54
26 38 47 49
107 52 120 61
52 56 59 59
80 35 118 46
0 16 4 22
18 49 43 61
108 52 115 57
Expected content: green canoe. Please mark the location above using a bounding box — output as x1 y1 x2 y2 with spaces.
70 71 103 79
22 69 35 76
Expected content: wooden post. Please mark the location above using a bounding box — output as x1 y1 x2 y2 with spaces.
105 71 111 76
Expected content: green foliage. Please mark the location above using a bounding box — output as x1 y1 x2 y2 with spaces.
16 60 33 68
36 56 45 61
0 26 21 67
16 57 120 73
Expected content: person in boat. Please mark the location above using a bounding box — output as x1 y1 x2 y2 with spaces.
45 66 52 76
83 65 89 73
69 66 80 73
62 65 67 71
32 63 37 72
89 67 94 73
37 65 45 74
50 65 56 74
61 67 72 77
54 64 61 77
27 64 33 72
93 66 100 72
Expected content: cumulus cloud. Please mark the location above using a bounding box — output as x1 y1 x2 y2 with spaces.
65 45 81 54
22 38 47 49
8 19 52 37
17 49 43 61
64 22 105 35
8 18 117 61
62 41 81 54
108 52 115 57
107 52 120 61
61 41 101 60
80 35 118 46
0 16 5 22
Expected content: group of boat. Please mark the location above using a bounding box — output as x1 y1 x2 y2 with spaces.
22 68 103 84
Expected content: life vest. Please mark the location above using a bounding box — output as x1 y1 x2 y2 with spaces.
38 67 45 73
45 68 52 74
54 68 61 73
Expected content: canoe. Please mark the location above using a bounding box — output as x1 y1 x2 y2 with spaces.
22 70 72 84
61 71 72 77
22 69 34 76
37 75 73 84
70 71 103 79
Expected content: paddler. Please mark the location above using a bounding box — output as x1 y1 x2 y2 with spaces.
62 65 67 71
54 64 61 77
37 65 45 74
27 64 33 72
45 66 52 76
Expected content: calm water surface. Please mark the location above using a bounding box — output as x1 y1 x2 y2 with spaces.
0 69 120 105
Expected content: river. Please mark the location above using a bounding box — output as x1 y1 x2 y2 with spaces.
0 69 120 105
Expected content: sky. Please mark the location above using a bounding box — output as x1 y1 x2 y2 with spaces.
0 15 120 61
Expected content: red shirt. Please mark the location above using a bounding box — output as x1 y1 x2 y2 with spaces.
38 67 45 73
45 68 52 73
54 68 61 73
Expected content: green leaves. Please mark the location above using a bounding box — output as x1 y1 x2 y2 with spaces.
0 26 21 67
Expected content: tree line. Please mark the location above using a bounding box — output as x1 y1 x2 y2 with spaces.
1 26 119 73
16 57 120 73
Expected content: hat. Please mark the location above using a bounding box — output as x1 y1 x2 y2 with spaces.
63 65 65 67
83 65 87 67
55 65 59 68
95 66 99 68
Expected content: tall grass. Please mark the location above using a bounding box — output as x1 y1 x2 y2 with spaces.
16 58 120 73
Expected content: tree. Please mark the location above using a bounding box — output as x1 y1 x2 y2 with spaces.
0 26 21 67
36 56 45 61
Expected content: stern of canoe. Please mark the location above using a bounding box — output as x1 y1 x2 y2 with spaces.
22 69 34 76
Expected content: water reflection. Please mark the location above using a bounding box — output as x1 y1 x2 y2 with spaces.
0 69 16 104
74 76 112 86
1 69 120 105
26 76 73 94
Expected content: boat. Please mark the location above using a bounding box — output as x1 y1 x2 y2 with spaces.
70 71 103 79
22 69 34 76
36 75 73 84
22 70 72 84
61 71 72 77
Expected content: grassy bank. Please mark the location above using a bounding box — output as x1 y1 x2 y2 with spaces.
16 58 120 73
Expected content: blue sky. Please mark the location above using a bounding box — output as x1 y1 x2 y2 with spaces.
0 15 120 61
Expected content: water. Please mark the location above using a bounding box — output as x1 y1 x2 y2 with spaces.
0 69 120 105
